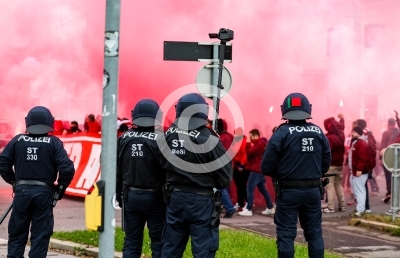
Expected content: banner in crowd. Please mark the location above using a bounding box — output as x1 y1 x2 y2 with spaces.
60 134 102 197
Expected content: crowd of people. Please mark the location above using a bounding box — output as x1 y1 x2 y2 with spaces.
49 114 132 137
320 113 400 217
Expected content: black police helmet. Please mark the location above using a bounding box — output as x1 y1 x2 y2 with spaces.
281 93 312 120
131 99 162 127
25 106 54 134
174 93 208 130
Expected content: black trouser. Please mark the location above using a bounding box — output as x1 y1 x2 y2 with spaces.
8 185 54 258
233 167 250 207
275 188 323 258
365 182 370 210
123 189 166 258
162 191 218 258
383 165 392 195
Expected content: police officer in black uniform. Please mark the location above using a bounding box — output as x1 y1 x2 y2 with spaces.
116 99 166 258
261 93 331 258
0 106 75 258
160 93 232 258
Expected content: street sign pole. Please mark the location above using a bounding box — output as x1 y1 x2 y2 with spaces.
163 28 234 131
99 0 120 256
212 43 219 131
208 29 233 131
213 41 227 131
392 147 399 222
382 143 400 222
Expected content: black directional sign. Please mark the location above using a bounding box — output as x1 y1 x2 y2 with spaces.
163 41 232 61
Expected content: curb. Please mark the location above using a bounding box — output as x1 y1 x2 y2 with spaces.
357 219 400 230
0 238 7 246
49 238 122 258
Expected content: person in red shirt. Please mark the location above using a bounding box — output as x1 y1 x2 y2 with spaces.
349 126 370 217
239 129 274 216
232 127 249 211
86 114 101 134
215 118 236 218
323 115 345 213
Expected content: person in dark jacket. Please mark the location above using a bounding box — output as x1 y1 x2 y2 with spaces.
261 92 331 258
116 99 166 257
161 93 232 258
238 129 274 216
323 115 345 213
66 121 82 135
380 118 399 203
0 106 75 258
349 126 370 217
216 118 236 218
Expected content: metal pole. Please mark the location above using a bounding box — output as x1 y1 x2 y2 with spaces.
392 147 399 222
211 43 219 131
211 42 227 131
216 42 226 116
99 0 120 256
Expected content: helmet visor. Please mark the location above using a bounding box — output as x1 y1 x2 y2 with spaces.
282 110 312 120
26 124 54 134
133 117 161 127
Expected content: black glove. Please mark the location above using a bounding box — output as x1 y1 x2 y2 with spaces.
56 185 67 200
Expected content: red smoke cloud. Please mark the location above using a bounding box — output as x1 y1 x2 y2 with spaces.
1 0 400 137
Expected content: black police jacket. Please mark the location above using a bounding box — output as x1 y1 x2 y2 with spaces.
161 124 232 190
0 134 75 186
261 121 331 180
116 127 165 194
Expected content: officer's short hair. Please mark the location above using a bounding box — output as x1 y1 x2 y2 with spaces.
249 129 260 137
71 121 78 126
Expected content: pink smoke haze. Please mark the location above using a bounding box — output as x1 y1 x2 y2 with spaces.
1 0 399 138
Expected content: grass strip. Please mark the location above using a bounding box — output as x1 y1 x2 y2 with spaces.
52 227 342 258
349 214 400 236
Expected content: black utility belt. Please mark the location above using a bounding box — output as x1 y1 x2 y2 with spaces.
172 185 214 198
15 180 53 190
281 179 321 189
128 186 160 192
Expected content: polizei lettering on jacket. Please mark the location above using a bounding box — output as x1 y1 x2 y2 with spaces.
17 135 51 143
122 131 158 140
288 126 321 134
165 126 200 138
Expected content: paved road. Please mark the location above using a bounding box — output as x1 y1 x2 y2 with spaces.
1 174 399 257
220 174 400 258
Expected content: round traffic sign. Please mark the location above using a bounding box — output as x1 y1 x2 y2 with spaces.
195 65 232 99
383 143 400 173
